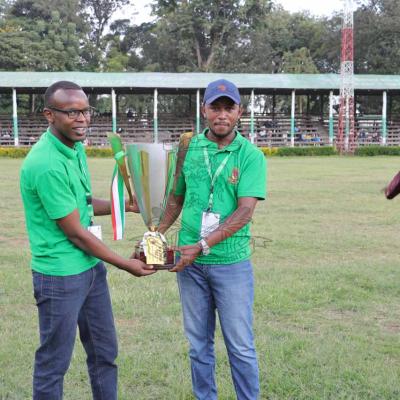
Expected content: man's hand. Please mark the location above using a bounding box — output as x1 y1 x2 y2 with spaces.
122 259 156 277
169 244 201 272
125 197 140 213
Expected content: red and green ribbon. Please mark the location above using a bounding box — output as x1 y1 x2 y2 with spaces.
108 133 134 240
111 161 125 240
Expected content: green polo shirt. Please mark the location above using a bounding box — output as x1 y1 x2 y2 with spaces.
175 129 267 264
20 130 98 276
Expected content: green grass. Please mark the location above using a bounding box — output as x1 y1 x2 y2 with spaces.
1 156 400 399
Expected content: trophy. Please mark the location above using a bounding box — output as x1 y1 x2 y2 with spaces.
108 133 177 269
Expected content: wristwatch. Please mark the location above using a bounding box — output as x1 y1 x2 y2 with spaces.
198 239 210 256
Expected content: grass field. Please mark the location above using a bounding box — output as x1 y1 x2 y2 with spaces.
1 156 400 400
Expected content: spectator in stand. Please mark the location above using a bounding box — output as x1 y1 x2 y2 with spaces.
127 109 134 121
359 129 367 142
258 126 267 138
372 132 380 143
311 133 321 145
2 130 12 145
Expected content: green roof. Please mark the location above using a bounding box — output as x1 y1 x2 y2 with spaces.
0 72 399 94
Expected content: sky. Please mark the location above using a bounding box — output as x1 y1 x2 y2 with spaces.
115 0 346 24
277 0 344 16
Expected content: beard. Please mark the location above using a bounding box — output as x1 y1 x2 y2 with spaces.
209 126 235 139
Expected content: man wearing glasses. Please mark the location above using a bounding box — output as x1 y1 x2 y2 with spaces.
20 80 155 399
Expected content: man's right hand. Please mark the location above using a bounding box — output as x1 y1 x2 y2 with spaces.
122 259 156 277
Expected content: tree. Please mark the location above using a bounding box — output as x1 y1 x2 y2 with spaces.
0 0 11 17
135 0 279 73
150 0 244 71
103 18 149 71
282 47 319 74
354 0 400 74
80 0 130 69
0 1 83 70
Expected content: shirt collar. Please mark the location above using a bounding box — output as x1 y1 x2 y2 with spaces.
198 128 244 152
45 128 82 160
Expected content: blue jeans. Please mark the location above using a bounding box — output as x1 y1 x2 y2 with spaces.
32 262 118 400
177 260 259 400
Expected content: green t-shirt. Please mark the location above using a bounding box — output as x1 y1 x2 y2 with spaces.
175 129 267 264
20 130 98 276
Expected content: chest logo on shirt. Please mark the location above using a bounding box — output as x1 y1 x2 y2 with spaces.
228 167 239 184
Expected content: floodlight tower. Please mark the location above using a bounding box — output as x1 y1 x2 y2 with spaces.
337 0 355 153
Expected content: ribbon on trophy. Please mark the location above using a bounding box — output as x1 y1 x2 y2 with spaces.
110 158 125 240
108 133 135 240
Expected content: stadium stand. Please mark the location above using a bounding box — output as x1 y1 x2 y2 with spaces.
1 72 399 147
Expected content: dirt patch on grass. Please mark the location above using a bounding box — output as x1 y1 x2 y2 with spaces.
325 309 358 320
382 323 400 333
115 318 142 328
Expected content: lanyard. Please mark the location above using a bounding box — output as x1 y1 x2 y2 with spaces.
203 147 232 211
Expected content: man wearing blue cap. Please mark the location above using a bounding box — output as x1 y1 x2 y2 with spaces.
160 79 267 399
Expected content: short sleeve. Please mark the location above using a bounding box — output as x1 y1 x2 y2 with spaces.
237 150 267 200
36 170 77 219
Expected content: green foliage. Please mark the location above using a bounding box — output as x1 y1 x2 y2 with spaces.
354 145 400 156
259 146 279 157
274 146 338 156
354 0 400 74
0 0 82 71
80 0 129 69
0 146 113 158
6 145 400 158
282 47 319 74
140 0 274 72
104 47 130 71
0 0 399 79
0 146 30 157
129 1 341 75
0 0 129 71
84 147 113 157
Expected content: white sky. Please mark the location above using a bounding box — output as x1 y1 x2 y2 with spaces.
278 0 344 16
115 0 346 24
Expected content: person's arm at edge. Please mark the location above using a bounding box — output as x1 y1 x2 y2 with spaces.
57 209 155 277
170 196 258 272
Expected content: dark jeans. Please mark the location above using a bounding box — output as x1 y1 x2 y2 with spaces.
177 260 259 400
32 262 118 400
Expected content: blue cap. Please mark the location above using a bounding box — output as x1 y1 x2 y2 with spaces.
203 79 241 105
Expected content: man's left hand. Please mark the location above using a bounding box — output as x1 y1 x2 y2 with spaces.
125 197 140 213
169 244 202 272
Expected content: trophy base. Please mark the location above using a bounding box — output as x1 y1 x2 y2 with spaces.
134 245 175 270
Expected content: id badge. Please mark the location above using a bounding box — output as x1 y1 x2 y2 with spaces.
88 224 102 241
200 211 220 238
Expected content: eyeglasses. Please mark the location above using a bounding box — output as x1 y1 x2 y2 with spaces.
48 106 95 119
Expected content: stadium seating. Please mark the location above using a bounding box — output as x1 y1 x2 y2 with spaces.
1 112 399 147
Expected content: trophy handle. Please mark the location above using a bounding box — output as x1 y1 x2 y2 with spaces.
108 133 135 206
172 132 194 194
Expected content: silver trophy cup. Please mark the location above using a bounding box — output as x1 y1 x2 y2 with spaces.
126 143 177 268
